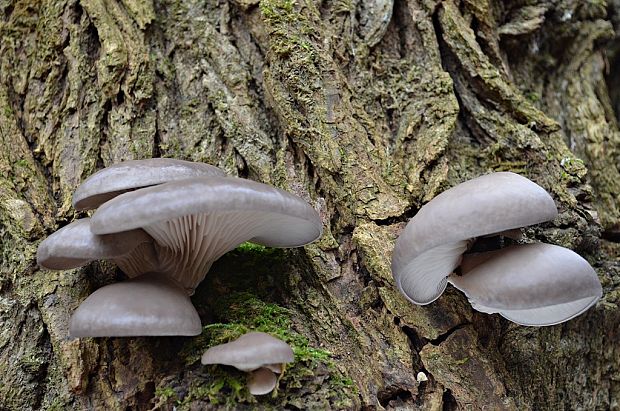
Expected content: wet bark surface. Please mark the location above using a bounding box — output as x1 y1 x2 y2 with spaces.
0 0 619 409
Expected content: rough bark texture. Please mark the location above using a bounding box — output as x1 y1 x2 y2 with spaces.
1 0 619 409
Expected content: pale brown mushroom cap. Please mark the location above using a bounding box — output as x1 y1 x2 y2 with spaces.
247 367 278 395
36 218 158 277
72 158 225 210
200 332 294 372
449 243 602 326
90 176 322 291
391 172 558 305
69 273 201 337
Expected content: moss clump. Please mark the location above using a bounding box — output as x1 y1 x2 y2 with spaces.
177 292 356 409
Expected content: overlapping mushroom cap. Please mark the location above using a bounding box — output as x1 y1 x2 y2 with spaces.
73 158 225 210
89 176 323 292
36 218 158 278
450 244 603 326
201 332 294 395
70 272 201 337
391 172 558 305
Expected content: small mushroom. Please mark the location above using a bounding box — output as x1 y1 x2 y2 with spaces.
89 176 323 293
201 332 294 395
36 218 158 278
70 272 201 337
449 243 602 326
391 172 557 305
72 158 225 210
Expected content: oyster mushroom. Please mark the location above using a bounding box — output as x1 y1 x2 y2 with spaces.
450 243 602 326
69 272 201 337
73 158 225 210
36 218 158 278
391 172 557 305
89 176 323 293
201 332 294 395
38 159 322 337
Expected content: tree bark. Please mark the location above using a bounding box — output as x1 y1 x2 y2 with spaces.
1 0 619 409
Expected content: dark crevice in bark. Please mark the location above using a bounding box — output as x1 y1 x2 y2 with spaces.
98 99 112 169
372 205 418 226
602 230 620 242
605 44 620 124
441 388 458 411
427 322 470 346
401 323 426 352
378 387 413 407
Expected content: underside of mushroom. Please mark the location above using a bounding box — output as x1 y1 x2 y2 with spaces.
90 176 323 293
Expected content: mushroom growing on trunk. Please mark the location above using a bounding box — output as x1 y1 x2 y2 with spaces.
450 243 603 326
201 332 294 395
391 172 603 325
37 159 323 337
391 172 558 305
89 176 323 294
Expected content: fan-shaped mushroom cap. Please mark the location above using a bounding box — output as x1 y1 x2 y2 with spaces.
248 367 279 395
72 158 225 210
69 273 201 337
36 218 158 277
90 176 323 291
449 243 602 326
391 172 557 305
201 332 294 372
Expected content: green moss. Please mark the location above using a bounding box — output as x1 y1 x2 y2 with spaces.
177 292 355 408
154 386 178 403
235 241 268 253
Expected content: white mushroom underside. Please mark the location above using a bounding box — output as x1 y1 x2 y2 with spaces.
397 240 469 305
144 212 296 291
247 367 278 395
114 242 160 278
470 295 600 326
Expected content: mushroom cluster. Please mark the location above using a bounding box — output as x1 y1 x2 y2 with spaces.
201 332 294 395
391 172 603 326
37 159 323 337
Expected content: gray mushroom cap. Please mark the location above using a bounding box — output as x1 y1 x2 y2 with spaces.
391 172 558 305
89 176 323 291
247 367 279 395
72 158 225 210
201 332 294 372
36 218 158 277
69 272 201 337
449 243 602 326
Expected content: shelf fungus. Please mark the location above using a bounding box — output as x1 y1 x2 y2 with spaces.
201 332 294 395
72 158 225 210
391 172 602 326
451 243 602 326
37 159 322 337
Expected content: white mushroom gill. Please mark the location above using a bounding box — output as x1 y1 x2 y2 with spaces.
90 176 322 294
36 218 159 278
148 212 289 291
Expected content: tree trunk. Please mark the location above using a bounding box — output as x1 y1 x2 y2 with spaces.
1 0 619 409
